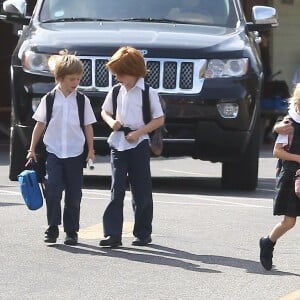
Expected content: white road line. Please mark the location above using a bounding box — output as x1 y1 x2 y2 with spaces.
83 190 272 209
185 194 271 206
162 168 210 176
153 192 271 203
256 188 275 192
83 196 108 200
82 190 110 196
154 200 271 208
0 190 20 195
152 192 272 208
0 188 272 209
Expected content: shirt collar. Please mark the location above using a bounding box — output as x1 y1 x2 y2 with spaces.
288 107 300 123
119 77 145 92
136 77 145 90
54 85 77 98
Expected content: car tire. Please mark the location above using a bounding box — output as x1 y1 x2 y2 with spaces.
9 125 28 181
221 116 260 191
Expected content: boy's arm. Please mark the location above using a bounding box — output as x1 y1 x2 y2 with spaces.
139 116 165 135
273 142 300 164
84 124 95 161
101 109 122 131
26 121 46 162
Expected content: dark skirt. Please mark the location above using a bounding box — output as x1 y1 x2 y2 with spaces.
274 161 300 216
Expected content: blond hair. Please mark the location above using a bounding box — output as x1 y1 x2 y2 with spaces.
290 83 300 109
48 49 83 80
106 46 147 78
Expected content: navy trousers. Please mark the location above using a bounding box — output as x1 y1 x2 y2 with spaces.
44 153 83 233
103 140 153 239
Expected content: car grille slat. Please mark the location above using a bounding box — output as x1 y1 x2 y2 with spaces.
180 62 194 89
95 59 109 87
146 61 160 89
163 62 177 89
79 57 205 93
80 59 93 86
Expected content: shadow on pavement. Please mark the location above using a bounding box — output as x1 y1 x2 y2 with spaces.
50 243 299 277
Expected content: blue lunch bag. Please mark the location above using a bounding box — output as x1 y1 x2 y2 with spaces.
18 170 43 210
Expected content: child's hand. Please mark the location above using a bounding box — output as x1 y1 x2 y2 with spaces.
110 119 122 131
125 131 139 142
25 150 36 167
86 149 95 162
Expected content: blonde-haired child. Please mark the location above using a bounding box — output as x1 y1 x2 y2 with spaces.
260 83 300 270
27 50 96 245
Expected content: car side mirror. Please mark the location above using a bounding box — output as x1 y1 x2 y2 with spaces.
247 6 278 32
252 6 278 27
0 0 30 25
3 0 26 16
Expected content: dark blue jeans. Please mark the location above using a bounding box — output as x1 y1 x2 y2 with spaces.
44 153 83 233
103 140 153 239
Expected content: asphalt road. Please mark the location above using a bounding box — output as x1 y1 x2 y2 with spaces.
1 139 300 300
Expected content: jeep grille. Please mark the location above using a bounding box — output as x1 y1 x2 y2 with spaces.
78 56 206 94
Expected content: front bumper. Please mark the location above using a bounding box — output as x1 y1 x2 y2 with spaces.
12 65 260 162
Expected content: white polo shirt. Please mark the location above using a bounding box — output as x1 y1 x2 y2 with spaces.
102 78 164 151
33 87 97 158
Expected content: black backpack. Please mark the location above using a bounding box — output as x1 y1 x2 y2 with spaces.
111 82 165 156
112 82 152 124
34 90 87 182
45 90 85 132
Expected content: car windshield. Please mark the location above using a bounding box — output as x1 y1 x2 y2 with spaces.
39 0 238 27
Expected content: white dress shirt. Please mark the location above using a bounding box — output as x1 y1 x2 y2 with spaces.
33 87 96 158
102 78 164 151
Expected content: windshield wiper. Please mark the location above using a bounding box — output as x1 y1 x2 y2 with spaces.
42 17 112 23
120 17 214 25
119 17 180 23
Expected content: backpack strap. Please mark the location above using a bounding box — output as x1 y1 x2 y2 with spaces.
111 82 151 125
76 91 87 166
142 82 151 124
43 89 87 168
45 89 85 131
112 83 121 119
76 91 85 130
45 90 56 127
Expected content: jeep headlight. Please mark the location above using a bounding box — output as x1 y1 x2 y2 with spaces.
23 50 52 76
205 58 248 78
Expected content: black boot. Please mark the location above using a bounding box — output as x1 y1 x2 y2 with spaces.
259 236 275 270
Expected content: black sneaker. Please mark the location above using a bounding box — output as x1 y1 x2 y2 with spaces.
99 236 122 248
259 236 275 271
64 232 78 246
44 226 59 243
132 236 152 246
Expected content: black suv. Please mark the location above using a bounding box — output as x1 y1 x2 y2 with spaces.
1 0 278 190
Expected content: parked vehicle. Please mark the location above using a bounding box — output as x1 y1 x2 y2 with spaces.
1 0 278 190
261 71 290 116
261 71 290 143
